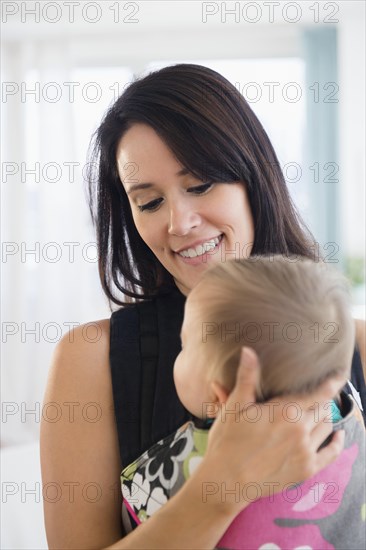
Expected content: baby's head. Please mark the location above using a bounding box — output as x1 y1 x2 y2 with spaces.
173 255 355 419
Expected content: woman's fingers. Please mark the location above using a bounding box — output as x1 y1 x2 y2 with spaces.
307 410 336 452
315 429 345 472
227 347 260 408
295 375 346 413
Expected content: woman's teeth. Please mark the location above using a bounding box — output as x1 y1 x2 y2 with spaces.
178 236 222 258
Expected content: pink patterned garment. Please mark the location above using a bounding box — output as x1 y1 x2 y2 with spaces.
218 444 359 550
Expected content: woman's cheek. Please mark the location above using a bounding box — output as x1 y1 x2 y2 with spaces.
132 218 155 250
136 215 165 252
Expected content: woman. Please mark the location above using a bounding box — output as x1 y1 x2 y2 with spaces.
40 64 366 549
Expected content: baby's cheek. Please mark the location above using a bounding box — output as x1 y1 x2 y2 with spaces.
174 365 197 414
173 358 180 385
173 357 186 397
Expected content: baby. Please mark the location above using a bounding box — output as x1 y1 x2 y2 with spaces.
121 256 366 549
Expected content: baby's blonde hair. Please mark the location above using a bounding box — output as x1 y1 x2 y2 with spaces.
196 255 355 400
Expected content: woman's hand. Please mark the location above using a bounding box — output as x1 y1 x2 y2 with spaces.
198 347 345 516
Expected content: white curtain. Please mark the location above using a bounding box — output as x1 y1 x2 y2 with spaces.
2 41 114 448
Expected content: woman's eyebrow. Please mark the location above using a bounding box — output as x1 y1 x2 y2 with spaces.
126 168 190 195
126 182 152 195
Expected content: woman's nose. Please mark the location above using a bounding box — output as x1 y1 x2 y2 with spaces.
167 202 201 236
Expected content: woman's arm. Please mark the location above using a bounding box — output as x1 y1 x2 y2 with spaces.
41 319 236 549
40 320 124 549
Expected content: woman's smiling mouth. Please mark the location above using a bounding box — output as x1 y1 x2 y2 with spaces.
174 235 223 262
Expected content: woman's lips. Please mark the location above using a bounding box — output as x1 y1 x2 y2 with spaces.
175 235 223 265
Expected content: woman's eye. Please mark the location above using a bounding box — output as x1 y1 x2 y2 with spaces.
137 182 214 212
138 198 163 212
188 182 214 195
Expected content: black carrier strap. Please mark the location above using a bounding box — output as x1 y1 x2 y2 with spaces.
343 345 366 426
138 300 159 453
110 290 190 468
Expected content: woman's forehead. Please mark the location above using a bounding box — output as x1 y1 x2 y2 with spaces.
117 124 171 163
116 124 184 185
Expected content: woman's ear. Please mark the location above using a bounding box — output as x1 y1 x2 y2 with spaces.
208 380 230 417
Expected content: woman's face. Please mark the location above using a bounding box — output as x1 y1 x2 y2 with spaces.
117 123 254 295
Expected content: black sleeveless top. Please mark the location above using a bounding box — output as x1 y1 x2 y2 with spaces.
110 288 366 468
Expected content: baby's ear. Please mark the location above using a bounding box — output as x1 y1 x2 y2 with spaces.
209 380 230 415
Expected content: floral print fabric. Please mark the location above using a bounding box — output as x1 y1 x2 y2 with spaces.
121 395 366 549
121 420 207 526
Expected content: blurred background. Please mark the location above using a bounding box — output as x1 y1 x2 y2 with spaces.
1 1 365 548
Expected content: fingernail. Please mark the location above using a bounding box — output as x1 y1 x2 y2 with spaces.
241 347 256 365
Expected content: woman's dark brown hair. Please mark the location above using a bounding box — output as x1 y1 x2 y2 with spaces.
86 63 315 307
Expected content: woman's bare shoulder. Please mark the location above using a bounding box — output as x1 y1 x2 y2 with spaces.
46 318 113 409
44 318 113 424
